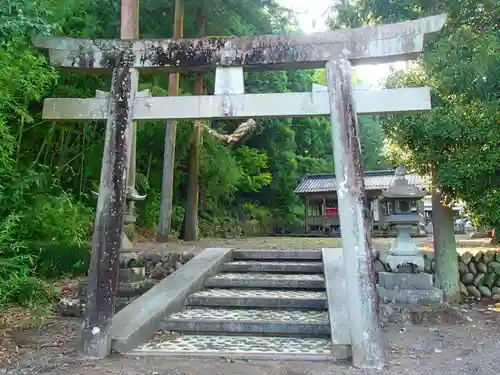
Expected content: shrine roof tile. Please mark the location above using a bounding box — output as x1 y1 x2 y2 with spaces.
294 170 428 194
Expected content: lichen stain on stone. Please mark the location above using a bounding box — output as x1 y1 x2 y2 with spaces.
132 36 313 68
72 45 95 68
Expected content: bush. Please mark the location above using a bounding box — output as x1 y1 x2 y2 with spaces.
0 255 57 308
25 241 90 278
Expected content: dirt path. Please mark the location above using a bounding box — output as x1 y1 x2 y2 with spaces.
134 235 495 256
2 303 499 374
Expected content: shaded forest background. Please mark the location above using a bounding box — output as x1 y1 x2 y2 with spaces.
0 0 497 307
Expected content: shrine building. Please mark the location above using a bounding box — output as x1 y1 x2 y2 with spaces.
295 170 429 236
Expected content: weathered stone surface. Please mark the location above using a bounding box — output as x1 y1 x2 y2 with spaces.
186 289 328 309
232 249 322 260
59 297 83 317
460 251 473 264
42 87 432 121
379 252 425 273
119 267 146 282
378 272 433 290
322 248 351 357
382 167 426 199
205 273 325 289
377 286 443 304
32 15 445 72
326 58 382 369
466 285 481 298
111 248 233 353
378 304 464 326
478 285 492 297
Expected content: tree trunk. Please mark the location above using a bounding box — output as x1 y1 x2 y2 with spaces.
183 8 207 242
431 169 460 302
157 0 184 242
490 228 499 245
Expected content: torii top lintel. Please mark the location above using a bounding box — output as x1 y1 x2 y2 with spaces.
33 14 445 73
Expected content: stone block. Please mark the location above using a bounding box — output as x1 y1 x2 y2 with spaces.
119 267 146 282
377 286 443 304
378 272 433 290
186 289 327 310
222 261 323 273
205 273 325 289
111 247 233 353
232 249 322 261
322 248 351 357
382 253 425 273
161 319 330 337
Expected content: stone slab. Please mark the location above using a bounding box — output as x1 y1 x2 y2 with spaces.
378 272 433 290
232 250 322 260
187 289 327 309
119 267 146 281
221 261 323 273
80 279 155 298
205 273 325 289
33 15 445 71
377 286 443 304
167 307 329 323
322 248 352 357
162 319 330 337
111 247 233 353
378 303 449 326
129 334 335 361
42 87 432 121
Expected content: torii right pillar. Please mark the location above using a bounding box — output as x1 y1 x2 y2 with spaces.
326 58 384 368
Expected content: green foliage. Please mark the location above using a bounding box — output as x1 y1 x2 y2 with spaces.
329 0 499 231
234 147 273 192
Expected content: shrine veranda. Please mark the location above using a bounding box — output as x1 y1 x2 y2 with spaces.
33 13 446 368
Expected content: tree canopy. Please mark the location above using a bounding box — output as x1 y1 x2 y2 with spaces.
329 0 499 231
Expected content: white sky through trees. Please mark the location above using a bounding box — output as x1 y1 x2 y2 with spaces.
277 0 404 87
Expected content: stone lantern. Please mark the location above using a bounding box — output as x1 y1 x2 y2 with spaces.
379 167 426 272
377 167 443 305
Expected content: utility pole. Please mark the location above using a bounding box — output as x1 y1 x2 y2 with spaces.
157 0 184 242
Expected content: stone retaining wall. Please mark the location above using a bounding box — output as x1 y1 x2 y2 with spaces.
373 250 500 300
59 251 195 317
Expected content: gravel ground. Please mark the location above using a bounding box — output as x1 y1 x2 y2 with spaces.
134 235 493 255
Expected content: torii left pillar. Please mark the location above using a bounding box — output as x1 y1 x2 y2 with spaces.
80 0 139 359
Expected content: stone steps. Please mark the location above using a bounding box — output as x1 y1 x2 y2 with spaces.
233 250 322 261
205 273 325 289
131 334 333 360
161 308 330 336
187 289 328 309
133 249 340 360
222 261 323 273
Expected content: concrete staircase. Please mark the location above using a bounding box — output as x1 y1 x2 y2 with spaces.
131 249 341 360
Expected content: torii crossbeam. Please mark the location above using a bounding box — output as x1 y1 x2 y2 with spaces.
33 14 445 71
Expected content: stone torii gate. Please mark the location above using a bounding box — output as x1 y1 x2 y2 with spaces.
33 13 445 368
